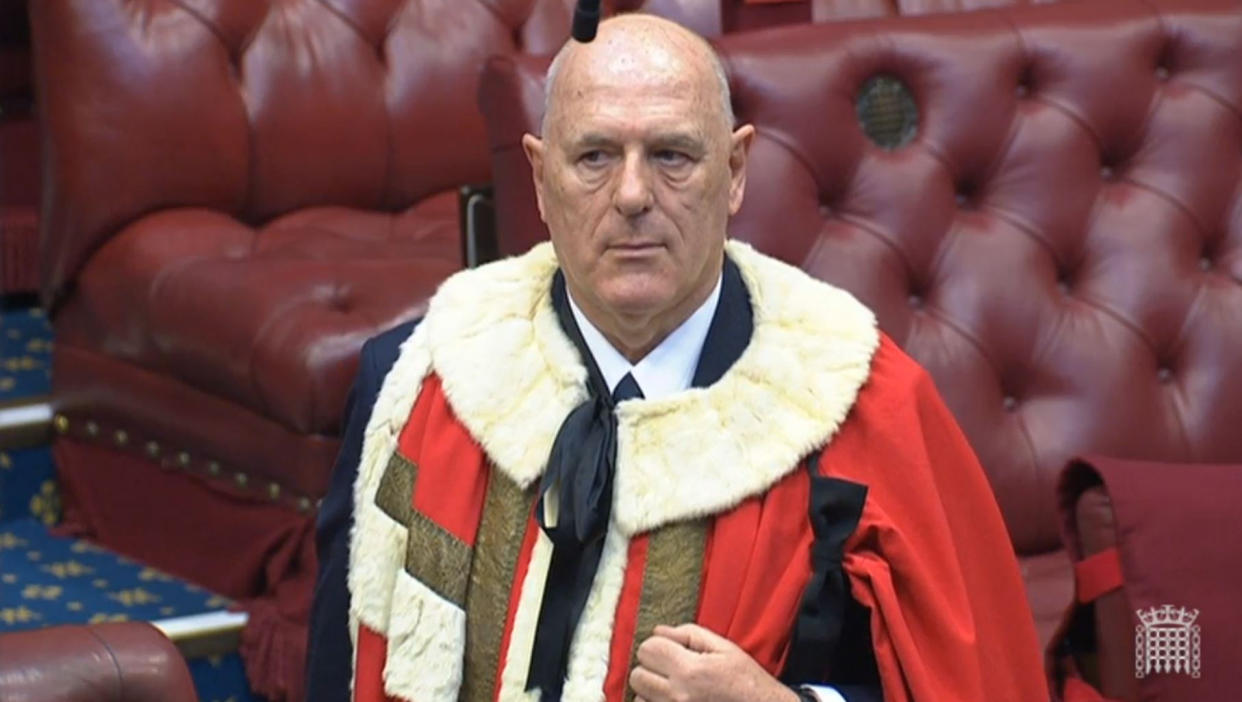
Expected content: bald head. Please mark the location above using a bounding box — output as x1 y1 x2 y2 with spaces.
520 13 755 362
542 14 734 137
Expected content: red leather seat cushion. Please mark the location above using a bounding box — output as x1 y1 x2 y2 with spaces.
64 193 460 435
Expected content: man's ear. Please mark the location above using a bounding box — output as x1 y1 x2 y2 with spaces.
727 124 756 216
522 133 548 223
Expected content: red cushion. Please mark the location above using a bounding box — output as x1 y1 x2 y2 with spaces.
63 194 460 434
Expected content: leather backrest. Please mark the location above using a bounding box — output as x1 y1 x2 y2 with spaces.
482 0 1242 556
25 0 1056 306
725 0 1052 32
28 0 584 304
611 0 1057 37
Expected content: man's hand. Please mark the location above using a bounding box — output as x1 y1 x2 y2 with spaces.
629 623 800 702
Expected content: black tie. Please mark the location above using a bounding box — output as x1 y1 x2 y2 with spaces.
612 372 644 403
526 373 642 701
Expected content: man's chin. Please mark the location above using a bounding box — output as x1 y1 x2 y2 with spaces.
595 286 677 321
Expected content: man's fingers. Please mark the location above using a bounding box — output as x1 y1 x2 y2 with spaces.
653 623 731 653
636 632 694 676
629 665 673 701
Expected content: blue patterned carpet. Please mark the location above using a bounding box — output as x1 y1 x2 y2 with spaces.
0 446 55 526
1 305 260 702
0 517 233 629
0 305 51 400
0 305 54 525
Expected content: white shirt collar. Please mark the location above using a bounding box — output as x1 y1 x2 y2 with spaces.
567 274 723 401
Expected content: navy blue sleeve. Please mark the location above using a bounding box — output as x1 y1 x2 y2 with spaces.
305 321 419 702
836 685 885 701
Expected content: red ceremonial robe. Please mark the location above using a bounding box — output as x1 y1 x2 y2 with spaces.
345 241 1049 702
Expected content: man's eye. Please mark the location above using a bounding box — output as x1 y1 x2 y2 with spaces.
579 150 607 166
654 150 690 167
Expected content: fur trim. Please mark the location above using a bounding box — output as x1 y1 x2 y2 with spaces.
497 531 555 701
613 242 878 533
424 240 880 536
384 570 467 702
424 248 588 490
561 524 632 700
347 323 432 691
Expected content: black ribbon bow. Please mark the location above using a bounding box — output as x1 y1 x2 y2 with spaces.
527 373 642 701
781 452 870 683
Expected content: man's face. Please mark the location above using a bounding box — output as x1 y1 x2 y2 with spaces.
524 39 753 330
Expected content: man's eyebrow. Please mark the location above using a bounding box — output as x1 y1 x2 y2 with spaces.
650 133 706 152
569 133 617 149
566 132 708 151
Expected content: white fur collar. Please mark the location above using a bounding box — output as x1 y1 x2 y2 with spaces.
420 240 879 536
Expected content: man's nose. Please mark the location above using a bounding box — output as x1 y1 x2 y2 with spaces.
613 151 653 217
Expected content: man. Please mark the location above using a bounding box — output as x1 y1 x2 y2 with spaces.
306 14 1049 702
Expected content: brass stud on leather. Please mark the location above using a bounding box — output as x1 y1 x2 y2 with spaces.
268 483 281 500
114 429 129 446
145 441 160 458
177 452 192 468
54 415 69 434
207 461 221 476
297 497 312 513
235 472 248 487
85 421 99 437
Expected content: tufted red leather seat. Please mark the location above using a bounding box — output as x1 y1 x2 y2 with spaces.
481 0 1242 671
67 201 459 436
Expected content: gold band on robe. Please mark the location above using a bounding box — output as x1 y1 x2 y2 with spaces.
374 451 473 607
626 519 709 702
462 471 537 701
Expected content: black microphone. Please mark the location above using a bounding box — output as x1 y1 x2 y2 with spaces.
572 0 602 43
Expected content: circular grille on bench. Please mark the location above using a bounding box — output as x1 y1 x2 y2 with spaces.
856 75 918 150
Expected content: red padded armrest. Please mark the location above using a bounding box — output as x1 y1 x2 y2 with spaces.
0 622 197 702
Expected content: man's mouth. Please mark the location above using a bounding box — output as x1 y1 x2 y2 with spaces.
609 240 663 251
